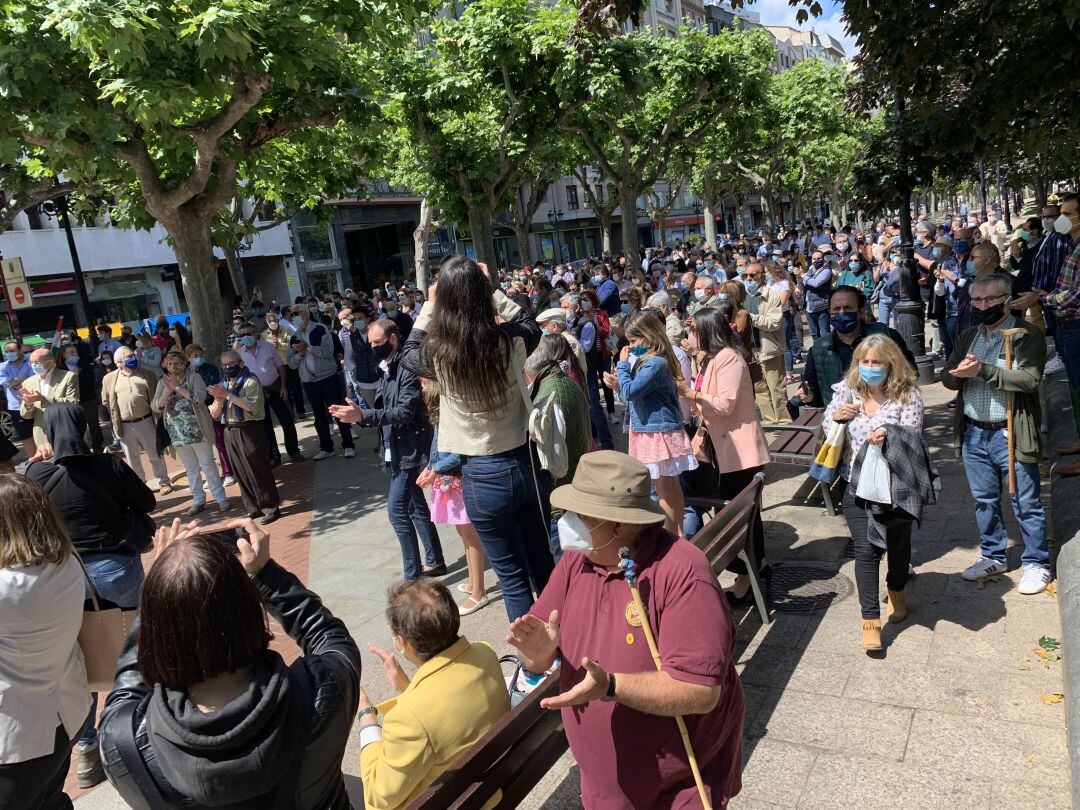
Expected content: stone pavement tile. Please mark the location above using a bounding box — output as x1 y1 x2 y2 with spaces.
734 611 815 658
518 752 580 809
728 798 790 810
738 645 852 698
990 776 1070 809
797 750 991 810
800 608 936 666
841 658 1066 728
746 688 913 761
929 619 1057 668
904 709 1070 785
737 738 817 807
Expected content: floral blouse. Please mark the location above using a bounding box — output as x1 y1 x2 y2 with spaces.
822 380 924 475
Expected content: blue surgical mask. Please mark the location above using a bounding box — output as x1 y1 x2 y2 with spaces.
696 263 705 272
592 275 602 285
31 362 46 377
241 335 256 348
830 311 860 334
190 356 205 368
3 351 17 362
629 344 649 357
848 260 861 271
64 356 79 370
291 315 304 328
621 303 631 314
954 239 970 254
965 260 977 275
932 247 944 259
858 364 888 387
355 319 368 331
744 280 761 296
123 357 139 370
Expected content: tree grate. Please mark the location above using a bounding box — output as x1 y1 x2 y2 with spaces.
769 565 854 612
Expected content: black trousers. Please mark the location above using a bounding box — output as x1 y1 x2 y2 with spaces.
80 400 103 452
261 386 300 461
842 485 913 619
0 724 74 810
224 421 280 514
721 465 765 575
284 366 306 416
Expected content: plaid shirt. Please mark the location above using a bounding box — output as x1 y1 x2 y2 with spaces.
1043 239 1080 321
962 315 1014 423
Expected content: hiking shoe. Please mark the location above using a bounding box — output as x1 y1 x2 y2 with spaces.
312 450 335 461
1044 356 1066 375
1018 565 1052 595
75 740 105 788
961 557 1007 581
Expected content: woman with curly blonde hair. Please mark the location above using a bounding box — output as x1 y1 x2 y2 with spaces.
822 332 923 652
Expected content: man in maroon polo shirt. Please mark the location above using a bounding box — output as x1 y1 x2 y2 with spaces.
507 451 744 809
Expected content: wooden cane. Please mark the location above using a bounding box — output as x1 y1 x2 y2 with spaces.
619 548 713 810
1000 327 1025 496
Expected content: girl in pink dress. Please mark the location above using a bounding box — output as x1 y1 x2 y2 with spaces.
416 381 491 616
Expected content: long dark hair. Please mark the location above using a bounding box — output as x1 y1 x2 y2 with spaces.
692 306 745 361
427 257 511 413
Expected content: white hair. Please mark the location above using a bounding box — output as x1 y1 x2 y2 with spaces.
647 292 671 314
114 346 133 362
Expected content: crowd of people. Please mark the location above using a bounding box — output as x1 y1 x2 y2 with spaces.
2 194 1076 809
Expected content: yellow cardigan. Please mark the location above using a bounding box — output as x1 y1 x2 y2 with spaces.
359 636 510 810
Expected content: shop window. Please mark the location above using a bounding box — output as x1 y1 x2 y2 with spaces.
566 185 579 211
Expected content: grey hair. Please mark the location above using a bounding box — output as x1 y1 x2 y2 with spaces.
561 294 581 309
972 241 1001 264
220 350 241 364
968 273 1012 298
525 333 575 381
647 292 671 313
114 346 133 362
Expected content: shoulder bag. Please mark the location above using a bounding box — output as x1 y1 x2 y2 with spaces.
73 550 138 693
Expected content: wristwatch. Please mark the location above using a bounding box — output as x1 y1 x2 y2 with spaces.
357 705 379 720
602 672 617 702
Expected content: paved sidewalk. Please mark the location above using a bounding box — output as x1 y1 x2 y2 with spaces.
75 381 1069 809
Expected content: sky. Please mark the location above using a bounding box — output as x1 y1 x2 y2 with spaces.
744 0 858 58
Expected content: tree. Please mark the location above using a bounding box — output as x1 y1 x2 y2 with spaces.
563 26 774 260
645 178 686 250
385 0 578 278
575 166 619 253
0 0 415 353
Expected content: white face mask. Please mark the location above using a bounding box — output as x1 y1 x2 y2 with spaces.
1055 213 1075 235
694 288 710 302
558 511 603 553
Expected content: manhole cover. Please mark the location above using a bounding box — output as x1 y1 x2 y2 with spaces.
770 565 854 612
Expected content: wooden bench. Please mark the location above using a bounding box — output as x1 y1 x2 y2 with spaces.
687 472 770 624
405 667 568 809
767 407 843 516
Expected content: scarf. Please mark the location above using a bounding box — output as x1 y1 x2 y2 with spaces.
224 368 254 424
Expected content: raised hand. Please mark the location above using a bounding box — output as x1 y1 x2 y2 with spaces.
540 657 609 710
506 609 560 672
367 642 410 693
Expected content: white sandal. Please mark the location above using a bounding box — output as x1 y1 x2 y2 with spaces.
458 594 491 616
457 583 473 595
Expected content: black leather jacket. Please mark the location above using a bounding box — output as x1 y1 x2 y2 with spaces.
99 561 361 809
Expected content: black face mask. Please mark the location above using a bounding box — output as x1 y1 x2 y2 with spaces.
371 342 394 362
222 364 242 378
971 303 1006 326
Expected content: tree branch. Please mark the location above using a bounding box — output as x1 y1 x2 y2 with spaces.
241 113 336 154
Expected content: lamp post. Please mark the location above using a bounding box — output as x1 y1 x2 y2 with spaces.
40 194 96 352
547 208 564 263
691 202 702 236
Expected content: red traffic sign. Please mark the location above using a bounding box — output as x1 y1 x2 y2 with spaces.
9 281 32 310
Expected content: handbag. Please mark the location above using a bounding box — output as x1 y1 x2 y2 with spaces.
74 553 137 693
808 390 853 485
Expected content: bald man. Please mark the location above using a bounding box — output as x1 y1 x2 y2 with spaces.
19 347 78 457
101 346 171 490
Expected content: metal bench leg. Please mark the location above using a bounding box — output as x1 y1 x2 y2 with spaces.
738 550 772 625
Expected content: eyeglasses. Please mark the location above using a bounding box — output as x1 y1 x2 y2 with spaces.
970 294 1009 305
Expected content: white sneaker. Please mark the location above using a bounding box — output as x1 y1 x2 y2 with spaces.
312 450 335 461
343 448 355 459
222 475 236 487
961 557 1007 581
1018 565 1052 595
1044 356 1065 375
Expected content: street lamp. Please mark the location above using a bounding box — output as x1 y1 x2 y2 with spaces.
547 208 564 263
691 202 702 234
40 194 95 351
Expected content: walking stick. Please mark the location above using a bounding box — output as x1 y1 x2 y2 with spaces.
618 547 713 810
1000 327 1025 496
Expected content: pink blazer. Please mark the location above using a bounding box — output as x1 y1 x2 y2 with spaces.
692 348 771 474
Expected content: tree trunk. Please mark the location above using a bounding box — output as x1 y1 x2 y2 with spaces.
737 199 748 232
413 197 434 291
761 190 775 232
465 203 498 287
703 204 717 248
657 212 667 249
829 189 841 228
224 248 248 302
600 214 613 253
169 213 227 361
619 188 640 263
513 226 532 268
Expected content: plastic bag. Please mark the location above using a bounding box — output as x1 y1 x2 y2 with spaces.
856 442 892 504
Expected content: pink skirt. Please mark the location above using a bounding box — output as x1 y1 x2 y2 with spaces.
628 429 699 479
431 477 470 525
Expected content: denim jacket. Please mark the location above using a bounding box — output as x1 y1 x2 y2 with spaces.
615 355 682 433
427 428 462 475
361 355 431 471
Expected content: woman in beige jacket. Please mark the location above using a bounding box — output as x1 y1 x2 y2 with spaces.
152 351 228 516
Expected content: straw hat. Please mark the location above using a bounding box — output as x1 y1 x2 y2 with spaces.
551 451 666 525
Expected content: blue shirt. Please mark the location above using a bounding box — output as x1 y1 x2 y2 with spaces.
0 358 32 410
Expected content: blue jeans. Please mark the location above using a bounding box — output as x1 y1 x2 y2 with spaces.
961 424 1048 570
79 552 145 746
586 372 614 450
461 444 555 621
806 309 830 340
1055 318 1080 397
877 297 895 328
782 310 802 372
303 374 354 453
388 465 444 580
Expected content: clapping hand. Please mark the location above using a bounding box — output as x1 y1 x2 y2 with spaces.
602 370 619 390
328 397 364 423
367 642 410 693
950 353 981 378
207 384 227 400
540 657 610 711
506 610 560 673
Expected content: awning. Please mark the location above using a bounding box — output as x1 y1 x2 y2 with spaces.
88 282 160 301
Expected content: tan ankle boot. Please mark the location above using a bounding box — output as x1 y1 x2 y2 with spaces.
861 619 882 651
886 588 908 623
